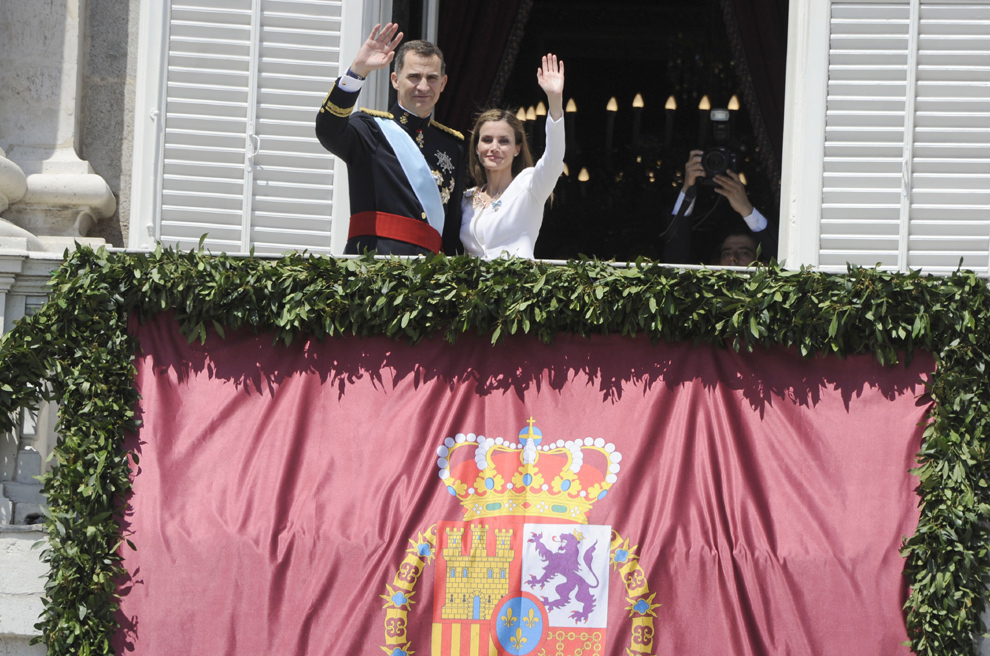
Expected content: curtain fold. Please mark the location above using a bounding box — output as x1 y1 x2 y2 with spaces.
720 0 789 204
435 0 531 135
116 314 931 655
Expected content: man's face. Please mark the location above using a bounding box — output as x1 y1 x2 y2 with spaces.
391 53 447 118
719 234 758 266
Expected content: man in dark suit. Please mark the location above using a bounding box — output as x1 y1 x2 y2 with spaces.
662 150 775 265
316 23 464 255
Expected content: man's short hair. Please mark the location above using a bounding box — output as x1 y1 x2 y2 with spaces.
394 40 446 76
713 229 759 265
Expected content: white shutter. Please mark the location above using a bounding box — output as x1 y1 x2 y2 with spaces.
821 2 912 269
250 0 341 255
157 0 342 255
159 0 253 252
909 2 990 272
820 0 990 273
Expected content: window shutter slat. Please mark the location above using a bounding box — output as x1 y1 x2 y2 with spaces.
247 0 342 254
158 1 253 252
820 1 990 273
907 2 990 272
157 0 343 255
821 3 912 270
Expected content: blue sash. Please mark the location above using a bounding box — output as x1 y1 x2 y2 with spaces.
375 117 445 236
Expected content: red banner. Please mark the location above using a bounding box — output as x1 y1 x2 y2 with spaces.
116 314 932 655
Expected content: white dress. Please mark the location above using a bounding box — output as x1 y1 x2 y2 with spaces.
460 115 565 259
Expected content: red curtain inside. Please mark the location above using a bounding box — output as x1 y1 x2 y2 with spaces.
115 314 931 655
434 0 526 135
723 0 789 194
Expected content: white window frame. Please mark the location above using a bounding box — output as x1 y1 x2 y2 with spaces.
779 0 831 268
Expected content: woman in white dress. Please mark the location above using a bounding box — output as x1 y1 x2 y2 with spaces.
460 54 565 259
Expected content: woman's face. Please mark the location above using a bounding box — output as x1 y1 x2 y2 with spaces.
476 120 521 176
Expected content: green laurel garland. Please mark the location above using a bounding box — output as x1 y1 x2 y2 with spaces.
0 244 988 655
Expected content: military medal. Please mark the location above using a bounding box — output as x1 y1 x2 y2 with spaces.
435 151 454 175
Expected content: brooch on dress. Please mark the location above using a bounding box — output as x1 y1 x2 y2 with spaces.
471 185 506 212
471 189 485 212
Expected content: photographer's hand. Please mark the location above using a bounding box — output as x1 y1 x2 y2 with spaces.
713 170 754 218
682 150 705 193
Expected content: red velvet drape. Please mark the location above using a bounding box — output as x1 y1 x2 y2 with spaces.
723 0 788 196
434 0 526 135
116 313 932 655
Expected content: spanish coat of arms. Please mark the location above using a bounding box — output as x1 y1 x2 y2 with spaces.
379 418 660 656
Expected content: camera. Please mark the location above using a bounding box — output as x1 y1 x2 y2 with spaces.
701 109 739 185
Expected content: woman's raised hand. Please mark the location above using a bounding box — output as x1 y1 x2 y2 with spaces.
537 54 564 120
350 23 404 78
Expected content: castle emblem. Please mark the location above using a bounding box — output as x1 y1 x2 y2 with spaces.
379 418 660 656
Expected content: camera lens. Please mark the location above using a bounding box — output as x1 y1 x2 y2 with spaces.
703 150 726 174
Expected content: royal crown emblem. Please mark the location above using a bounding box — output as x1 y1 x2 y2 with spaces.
436 417 622 523
380 418 659 656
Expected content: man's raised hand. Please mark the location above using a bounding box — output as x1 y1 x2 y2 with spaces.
350 23 404 78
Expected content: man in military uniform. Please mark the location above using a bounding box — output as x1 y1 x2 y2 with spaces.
316 23 464 255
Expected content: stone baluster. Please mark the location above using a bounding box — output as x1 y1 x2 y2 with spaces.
0 0 115 251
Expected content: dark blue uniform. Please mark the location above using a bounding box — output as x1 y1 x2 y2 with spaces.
316 79 464 255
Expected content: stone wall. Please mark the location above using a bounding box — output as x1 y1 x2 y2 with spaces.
0 251 61 656
0 528 46 656
79 0 141 247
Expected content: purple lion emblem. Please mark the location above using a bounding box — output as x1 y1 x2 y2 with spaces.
526 531 600 623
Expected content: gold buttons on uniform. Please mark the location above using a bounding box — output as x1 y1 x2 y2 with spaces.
421 212 427 219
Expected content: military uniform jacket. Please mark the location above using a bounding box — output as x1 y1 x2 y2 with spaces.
316 78 464 255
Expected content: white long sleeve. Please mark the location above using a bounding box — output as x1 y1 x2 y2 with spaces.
460 115 566 259
672 190 768 233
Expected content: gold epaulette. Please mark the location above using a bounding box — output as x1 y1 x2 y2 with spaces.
319 82 354 118
430 120 464 141
359 108 394 119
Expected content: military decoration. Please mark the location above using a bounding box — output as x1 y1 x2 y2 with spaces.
435 151 455 176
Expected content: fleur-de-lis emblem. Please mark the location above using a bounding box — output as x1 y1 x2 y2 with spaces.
522 607 539 629
500 606 517 628
510 628 527 651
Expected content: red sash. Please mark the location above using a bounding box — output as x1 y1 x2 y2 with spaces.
347 211 442 254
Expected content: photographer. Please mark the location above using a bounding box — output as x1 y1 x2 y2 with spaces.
675 149 767 234
662 149 772 265
661 102 775 265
